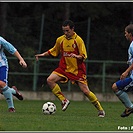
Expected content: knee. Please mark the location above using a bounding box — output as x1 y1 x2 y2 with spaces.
47 77 51 85
0 80 6 89
47 76 55 86
112 83 118 92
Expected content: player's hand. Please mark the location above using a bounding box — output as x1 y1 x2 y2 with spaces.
35 55 39 61
35 54 41 61
69 53 83 60
69 53 77 58
35 53 45 61
120 72 128 80
19 60 27 68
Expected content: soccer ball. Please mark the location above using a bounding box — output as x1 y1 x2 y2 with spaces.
42 102 56 115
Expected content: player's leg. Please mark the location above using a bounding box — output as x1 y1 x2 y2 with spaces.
0 66 23 112
47 73 70 111
112 78 133 117
78 82 105 117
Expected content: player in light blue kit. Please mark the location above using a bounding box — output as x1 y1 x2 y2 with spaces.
112 24 133 117
0 36 27 112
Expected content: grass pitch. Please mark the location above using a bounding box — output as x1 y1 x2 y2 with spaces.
0 100 133 132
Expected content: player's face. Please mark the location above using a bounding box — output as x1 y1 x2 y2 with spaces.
62 25 74 39
125 31 132 41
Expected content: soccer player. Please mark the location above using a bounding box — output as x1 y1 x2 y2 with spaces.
0 36 27 112
112 24 133 117
35 20 105 117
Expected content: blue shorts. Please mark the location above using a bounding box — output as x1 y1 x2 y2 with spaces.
116 77 133 92
0 66 8 84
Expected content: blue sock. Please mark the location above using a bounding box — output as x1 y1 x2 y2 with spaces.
115 90 133 108
2 85 15 109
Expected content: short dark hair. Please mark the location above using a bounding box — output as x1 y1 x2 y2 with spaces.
62 20 75 29
125 24 133 36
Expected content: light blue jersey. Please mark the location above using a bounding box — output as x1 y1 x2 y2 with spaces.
128 41 133 80
0 36 17 68
116 41 133 91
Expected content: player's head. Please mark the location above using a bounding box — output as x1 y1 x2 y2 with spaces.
62 20 75 39
125 24 133 42
62 20 75 29
125 24 133 35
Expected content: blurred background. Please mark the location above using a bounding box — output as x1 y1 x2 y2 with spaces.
0 2 132 94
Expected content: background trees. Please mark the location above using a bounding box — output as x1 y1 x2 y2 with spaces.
0 2 132 60
0 2 132 91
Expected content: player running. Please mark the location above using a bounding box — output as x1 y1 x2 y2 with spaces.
112 24 133 117
35 20 105 117
0 36 27 112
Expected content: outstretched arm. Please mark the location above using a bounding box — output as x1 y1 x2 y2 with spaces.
13 51 27 68
35 51 50 61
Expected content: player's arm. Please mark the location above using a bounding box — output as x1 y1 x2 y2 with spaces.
35 51 50 61
71 37 87 60
0 37 27 68
13 51 27 68
35 37 61 61
69 53 83 60
120 63 133 80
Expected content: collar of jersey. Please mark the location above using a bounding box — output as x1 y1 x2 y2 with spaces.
64 32 77 40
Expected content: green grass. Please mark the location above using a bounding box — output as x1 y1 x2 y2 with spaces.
0 100 133 131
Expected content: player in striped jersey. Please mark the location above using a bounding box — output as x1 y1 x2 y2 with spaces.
35 20 105 117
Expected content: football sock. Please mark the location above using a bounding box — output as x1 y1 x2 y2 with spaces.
2 85 15 108
115 90 133 108
86 91 104 111
10 87 16 94
52 84 66 101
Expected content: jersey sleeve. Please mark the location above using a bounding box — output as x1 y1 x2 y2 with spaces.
48 37 62 57
0 37 17 54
